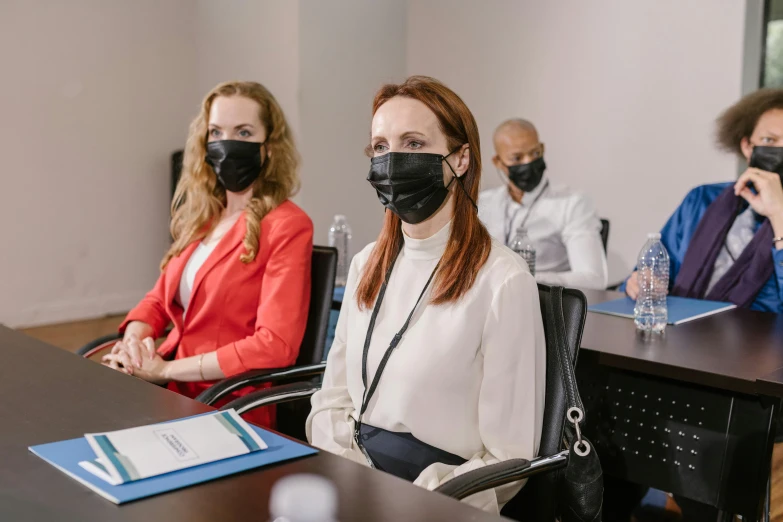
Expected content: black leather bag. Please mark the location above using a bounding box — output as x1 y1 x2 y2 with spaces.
546 286 603 522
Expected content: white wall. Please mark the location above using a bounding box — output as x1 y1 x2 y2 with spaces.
298 0 407 251
194 0 300 142
0 0 760 327
0 0 199 327
406 0 749 281
0 0 403 327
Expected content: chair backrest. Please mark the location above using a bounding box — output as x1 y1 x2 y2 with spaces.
600 218 610 252
277 245 337 441
295 245 338 366
171 149 184 201
501 284 588 522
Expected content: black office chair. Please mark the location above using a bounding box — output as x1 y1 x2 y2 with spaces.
77 246 336 437
221 284 596 522
599 218 610 253
171 150 184 201
598 218 628 290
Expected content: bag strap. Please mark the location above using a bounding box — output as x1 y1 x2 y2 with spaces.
545 286 589 455
546 286 584 415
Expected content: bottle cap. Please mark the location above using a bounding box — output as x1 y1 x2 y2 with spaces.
269 474 338 522
647 232 661 240
334 214 347 222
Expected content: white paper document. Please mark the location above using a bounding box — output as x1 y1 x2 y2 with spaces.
80 410 267 485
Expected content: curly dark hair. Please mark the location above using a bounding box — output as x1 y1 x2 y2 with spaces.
716 88 783 156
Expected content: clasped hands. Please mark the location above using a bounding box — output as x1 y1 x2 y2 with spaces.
102 333 170 385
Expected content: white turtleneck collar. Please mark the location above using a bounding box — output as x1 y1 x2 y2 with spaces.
401 220 451 260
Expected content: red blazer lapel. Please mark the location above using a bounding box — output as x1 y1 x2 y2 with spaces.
165 242 198 306
189 213 247 304
163 241 199 331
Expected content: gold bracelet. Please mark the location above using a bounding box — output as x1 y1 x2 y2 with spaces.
198 354 205 381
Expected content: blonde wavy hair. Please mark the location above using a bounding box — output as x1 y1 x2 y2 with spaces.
162 81 300 270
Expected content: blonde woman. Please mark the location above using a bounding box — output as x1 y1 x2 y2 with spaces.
103 81 313 427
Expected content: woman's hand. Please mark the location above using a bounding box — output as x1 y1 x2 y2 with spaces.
102 334 169 385
113 333 156 367
735 168 783 226
625 271 639 300
102 350 170 385
122 321 154 345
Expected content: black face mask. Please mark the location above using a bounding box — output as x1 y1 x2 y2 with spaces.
749 145 783 178
367 149 470 224
205 140 265 193
505 156 546 192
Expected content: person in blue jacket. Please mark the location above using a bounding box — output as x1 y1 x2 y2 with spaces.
623 89 783 313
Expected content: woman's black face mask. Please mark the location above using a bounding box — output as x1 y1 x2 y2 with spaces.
205 140 266 193
367 148 476 224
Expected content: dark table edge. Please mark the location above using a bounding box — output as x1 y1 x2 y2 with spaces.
579 349 761 397
755 365 783 399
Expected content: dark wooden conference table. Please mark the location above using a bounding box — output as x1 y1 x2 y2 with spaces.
0 325 507 522
757 366 783 398
578 289 783 518
580 289 783 396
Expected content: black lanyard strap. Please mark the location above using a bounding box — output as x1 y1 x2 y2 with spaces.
355 246 440 444
504 180 550 246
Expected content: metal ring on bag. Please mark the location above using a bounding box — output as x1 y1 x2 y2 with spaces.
574 440 591 457
567 407 584 423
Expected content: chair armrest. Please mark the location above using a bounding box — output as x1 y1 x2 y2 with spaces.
195 362 327 406
221 381 322 415
434 449 569 500
77 333 122 358
77 327 174 358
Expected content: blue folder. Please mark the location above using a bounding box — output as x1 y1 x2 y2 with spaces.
29 418 317 504
588 296 736 325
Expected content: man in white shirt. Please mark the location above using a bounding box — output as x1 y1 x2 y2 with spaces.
478 119 608 289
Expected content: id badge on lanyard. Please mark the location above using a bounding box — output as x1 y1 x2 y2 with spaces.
503 181 550 246
353 245 440 458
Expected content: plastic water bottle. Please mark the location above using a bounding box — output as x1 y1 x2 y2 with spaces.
328 215 352 287
269 474 338 522
509 227 536 276
634 233 670 333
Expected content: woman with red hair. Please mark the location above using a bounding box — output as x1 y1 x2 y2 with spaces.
306 76 546 513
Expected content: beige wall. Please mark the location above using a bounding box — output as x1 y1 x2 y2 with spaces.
0 0 760 327
194 0 300 142
298 0 407 251
0 0 199 327
0 0 401 328
406 0 749 281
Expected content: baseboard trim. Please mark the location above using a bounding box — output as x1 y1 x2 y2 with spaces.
5 292 145 329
